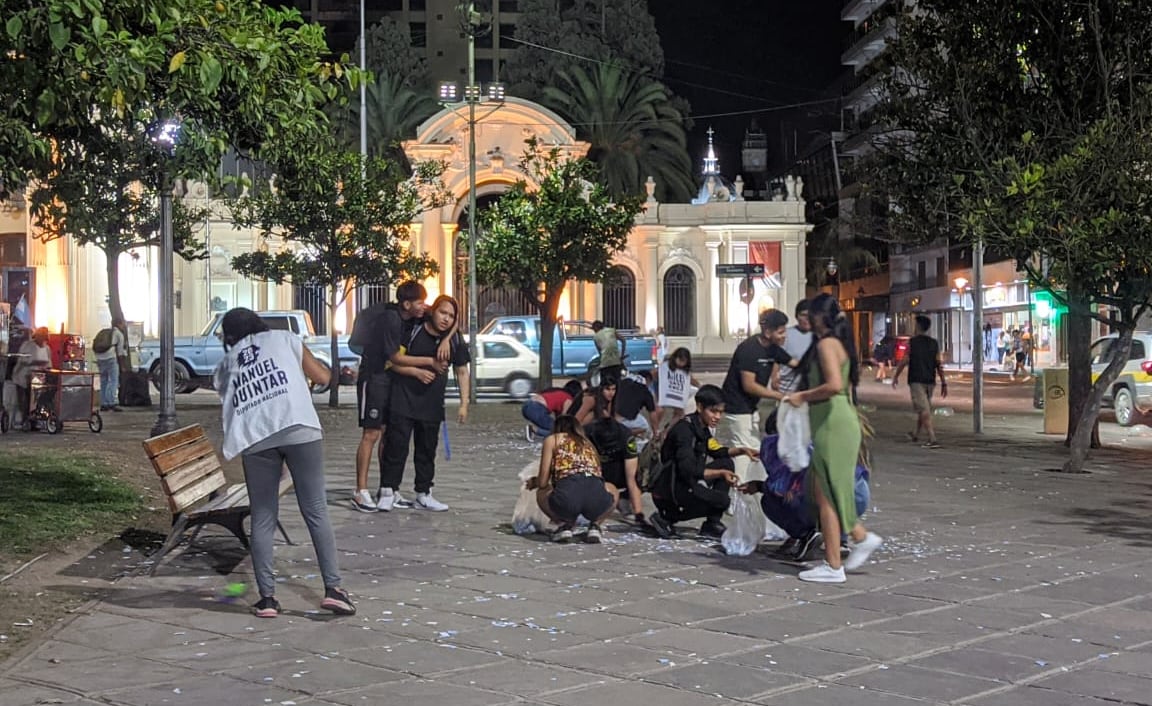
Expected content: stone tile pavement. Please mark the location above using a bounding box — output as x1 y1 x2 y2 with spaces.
3 400 1152 706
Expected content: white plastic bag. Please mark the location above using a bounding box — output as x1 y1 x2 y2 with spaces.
777 401 811 473
511 461 555 535
721 490 766 556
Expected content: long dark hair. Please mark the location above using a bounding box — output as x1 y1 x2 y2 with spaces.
593 382 616 419
220 308 270 350
799 293 860 390
666 346 692 372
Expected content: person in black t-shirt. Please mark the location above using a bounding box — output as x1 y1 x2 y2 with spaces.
718 309 796 482
379 295 471 512
615 370 656 444
583 380 644 524
892 315 947 448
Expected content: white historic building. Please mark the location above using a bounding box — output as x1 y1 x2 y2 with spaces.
2 98 809 357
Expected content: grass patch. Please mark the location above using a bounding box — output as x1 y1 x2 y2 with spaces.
0 451 141 556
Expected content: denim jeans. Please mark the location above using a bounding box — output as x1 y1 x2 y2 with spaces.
97 357 119 408
521 400 554 437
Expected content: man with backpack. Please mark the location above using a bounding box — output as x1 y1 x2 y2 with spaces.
92 317 127 412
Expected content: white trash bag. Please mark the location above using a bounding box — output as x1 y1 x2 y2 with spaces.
721 489 766 556
511 461 556 535
777 401 811 473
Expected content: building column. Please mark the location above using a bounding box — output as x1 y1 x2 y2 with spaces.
706 241 722 340
782 239 804 318
644 243 659 332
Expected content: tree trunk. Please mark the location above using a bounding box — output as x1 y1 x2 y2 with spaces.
1064 325 1133 473
537 287 563 390
104 247 125 323
328 285 340 408
1063 291 1101 450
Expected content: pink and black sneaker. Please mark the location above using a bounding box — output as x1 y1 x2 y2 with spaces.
252 596 281 618
321 587 356 615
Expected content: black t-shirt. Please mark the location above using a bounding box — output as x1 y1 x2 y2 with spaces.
615 374 655 420
720 336 792 414
907 334 940 385
390 324 470 421
351 303 419 378
584 417 637 486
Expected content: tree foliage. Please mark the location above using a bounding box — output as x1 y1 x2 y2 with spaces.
543 63 694 203
474 140 645 387
226 151 449 406
28 123 208 324
329 73 439 168
357 17 429 89
868 0 1152 471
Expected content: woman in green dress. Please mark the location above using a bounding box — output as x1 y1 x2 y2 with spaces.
784 294 882 583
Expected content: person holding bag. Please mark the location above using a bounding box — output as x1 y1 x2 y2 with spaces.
782 294 882 584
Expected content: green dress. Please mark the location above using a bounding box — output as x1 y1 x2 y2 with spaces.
807 356 862 530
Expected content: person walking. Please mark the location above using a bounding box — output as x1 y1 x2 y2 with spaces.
782 294 882 584
718 309 794 482
379 295 471 512
892 315 947 448
212 308 355 618
92 317 128 412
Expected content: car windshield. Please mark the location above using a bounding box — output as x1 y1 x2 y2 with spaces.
200 315 223 336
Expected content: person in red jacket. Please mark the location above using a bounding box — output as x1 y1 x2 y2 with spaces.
523 380 584 441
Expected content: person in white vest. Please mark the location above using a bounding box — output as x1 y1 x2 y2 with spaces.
213 307 354 619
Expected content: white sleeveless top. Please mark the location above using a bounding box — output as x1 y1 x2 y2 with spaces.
214 330 321 460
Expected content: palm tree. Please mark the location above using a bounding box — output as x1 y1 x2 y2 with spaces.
806 214 882 289
542 63 695 203
331 74 439 168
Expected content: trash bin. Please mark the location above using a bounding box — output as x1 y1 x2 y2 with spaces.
1042 367 1069 434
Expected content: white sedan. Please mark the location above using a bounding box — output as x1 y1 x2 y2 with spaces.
460 334 539 398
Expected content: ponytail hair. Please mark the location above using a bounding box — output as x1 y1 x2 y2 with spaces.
799 293 860 389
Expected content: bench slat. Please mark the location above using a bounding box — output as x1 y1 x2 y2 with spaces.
193 482 249 516
168 470 227 513
151 438 217 477
161 455 223 496
143 425 207 459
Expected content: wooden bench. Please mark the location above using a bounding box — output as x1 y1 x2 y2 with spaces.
142 424 293 574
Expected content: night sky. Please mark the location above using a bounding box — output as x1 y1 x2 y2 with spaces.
650 0 846 179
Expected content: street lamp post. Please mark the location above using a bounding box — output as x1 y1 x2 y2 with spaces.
954 276 969 366
149 120 181 436
826 257 839 302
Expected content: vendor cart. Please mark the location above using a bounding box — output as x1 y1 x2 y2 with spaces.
26 369 103 433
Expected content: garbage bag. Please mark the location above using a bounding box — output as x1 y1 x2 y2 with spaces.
721 489 766 556
777 401 811 473
512 461 555 535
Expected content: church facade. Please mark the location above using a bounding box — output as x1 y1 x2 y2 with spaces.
2 98 809 358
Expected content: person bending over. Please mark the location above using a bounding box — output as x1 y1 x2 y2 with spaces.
528 415 616 544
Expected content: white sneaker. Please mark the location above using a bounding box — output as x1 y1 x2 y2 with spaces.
844 532 883 571
393 491 414 509
798 562 846 584
415 492 449 512
376 488 395 512
352 489 378 513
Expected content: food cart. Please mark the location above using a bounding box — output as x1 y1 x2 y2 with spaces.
26 369 102 433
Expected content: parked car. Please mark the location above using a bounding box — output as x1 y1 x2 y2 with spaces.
1091 331 1152 426
454 334 539 398
136 310 359 395
479 316 658 379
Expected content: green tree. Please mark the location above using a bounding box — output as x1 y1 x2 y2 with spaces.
474 140 645 388
543 63 694 203
503 0 664 101
0 0 356 192
868 0 1152 471
330 73 439 167
226 151 449 407
28 124 208 326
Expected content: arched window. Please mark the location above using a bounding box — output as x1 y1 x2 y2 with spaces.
663 265 696 336
601 265 636 330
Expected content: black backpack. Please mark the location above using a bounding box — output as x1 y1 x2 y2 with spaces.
637 439 668 493
92 328 114 354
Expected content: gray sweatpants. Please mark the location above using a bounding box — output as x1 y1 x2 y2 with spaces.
241 440 341 598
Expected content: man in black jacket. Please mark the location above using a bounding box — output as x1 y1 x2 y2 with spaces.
649 384 759 539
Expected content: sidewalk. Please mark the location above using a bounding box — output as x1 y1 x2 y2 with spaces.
3 402 1152 706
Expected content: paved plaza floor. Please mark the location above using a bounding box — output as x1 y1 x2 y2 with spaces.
2 400 1152 706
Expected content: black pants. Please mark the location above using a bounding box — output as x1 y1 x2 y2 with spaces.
654 473 731 524
380 414 440 494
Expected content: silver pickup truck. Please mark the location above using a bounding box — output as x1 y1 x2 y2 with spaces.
136 309 359 395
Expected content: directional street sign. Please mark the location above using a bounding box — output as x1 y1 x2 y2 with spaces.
715 263 766 278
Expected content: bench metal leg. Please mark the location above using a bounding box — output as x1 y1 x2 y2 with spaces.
277 522 294 546
149 515 190 576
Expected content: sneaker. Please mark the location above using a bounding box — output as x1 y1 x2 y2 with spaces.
553 524 574 543
585 523 603 544
922 441 941 449
798 562 846 584
648 512 675 539
415 492 449 512
794 530 824 562
699 519 727 539
392 491 414 509
352 489 378 513
376 487 395 512
843 532 883 571
320 587 356 615
253 596 281 618
525 424 536 442
772 537 800 558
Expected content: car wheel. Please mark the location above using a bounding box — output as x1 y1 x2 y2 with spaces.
505 374 534 399
310 361 332 395
150 360 198 394
1114 387 1136 427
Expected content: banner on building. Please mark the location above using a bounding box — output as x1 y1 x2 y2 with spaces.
750 242 782 288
